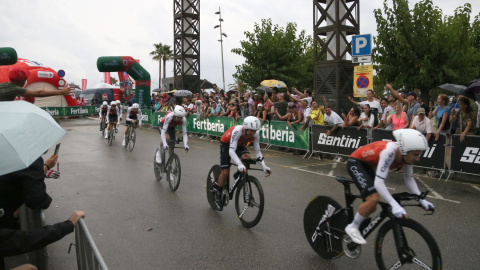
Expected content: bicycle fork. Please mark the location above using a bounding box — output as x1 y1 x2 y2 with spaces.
391 219 415 265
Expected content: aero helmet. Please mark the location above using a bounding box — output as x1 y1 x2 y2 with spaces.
393 129 428 155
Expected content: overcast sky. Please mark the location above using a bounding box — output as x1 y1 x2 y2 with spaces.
1 0 478 91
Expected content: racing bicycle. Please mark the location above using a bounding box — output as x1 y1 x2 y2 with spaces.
153 140 186 192
303 176 442 270
124 122 138 151
100 116 107 137
107 123 116 146
206 158 268 228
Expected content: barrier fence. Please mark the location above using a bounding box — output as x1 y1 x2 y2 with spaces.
74 218 109 270
42 106 480 179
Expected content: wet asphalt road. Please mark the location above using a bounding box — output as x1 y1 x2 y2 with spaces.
42 117 480 270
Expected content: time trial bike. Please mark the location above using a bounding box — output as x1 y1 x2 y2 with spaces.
124 122 138 151
303 176 442 270
107 123 116 146
206 158 269 228
153 140 186 192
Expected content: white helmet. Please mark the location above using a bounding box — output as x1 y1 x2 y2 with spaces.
116 100 121 104
110 101 116 106
102 101 108 106
173 105 187 117
132 103 139 109
393 129 428 155
243 116 261 131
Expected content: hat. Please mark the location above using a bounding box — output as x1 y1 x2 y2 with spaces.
406 92 417 99
257 103 263 107
417 108 425 114
9 68 30 82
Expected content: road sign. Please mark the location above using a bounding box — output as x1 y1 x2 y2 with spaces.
352 55 372 63
353 65 373 97
352 34 372 56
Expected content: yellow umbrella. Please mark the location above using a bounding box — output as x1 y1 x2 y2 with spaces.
260 79 287 89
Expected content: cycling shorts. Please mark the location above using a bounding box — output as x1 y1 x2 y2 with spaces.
108 114 118 123
158 122 176 146
346 157 377 198
220 142 249 169
126 115 138 126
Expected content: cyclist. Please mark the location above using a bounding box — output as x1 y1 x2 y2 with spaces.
155 105 189 164
115 100 123 132
105 101 118 139
344 129 434 244
122 103 143 146
213 116 272 211
98 101 108 131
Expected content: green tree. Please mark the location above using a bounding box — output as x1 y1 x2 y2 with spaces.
231 19 314 90
150 43 173 87
374 0 480 101
228 78 248 93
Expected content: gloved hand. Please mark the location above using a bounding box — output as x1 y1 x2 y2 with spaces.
184 145 189 151
238 165 246 173
163 144 169 150
263 166 271 174
391 204 407 218
419 199 435 211
45 169 60 179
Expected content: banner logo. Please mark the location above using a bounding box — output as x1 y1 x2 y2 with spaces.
460 147 480 164
193 118 225 133
317 133 361 148
37 71 54 78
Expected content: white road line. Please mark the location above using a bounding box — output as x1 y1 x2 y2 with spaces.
468 184 480 192
328 162 337 177
415 175 460 204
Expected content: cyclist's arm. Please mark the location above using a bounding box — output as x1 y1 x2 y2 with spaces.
252 133 268 171
182 117 188 146
161 114 172 146
125 108 132 122
373 143 399 207
106 107 110 123
228 126 244 167
403 164 421 195
137 109 142 126
99 106 102 118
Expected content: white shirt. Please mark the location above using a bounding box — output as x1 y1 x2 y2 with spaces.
360 100 383 114
411 115 433 134
382 105 393 121
303 107 312 126
324 111 344 126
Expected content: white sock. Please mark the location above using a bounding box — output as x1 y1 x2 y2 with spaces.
351 212 366 229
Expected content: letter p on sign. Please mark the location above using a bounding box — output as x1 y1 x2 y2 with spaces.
352 34 372 56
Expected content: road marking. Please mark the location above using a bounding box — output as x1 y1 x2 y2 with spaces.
468 184 480 192
328 162 337 177
414 175 460 204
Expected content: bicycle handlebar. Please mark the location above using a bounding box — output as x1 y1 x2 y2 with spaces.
392 191 435 215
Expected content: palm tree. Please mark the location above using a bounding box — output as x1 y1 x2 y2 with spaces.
149 43 173 89
228 78 248 93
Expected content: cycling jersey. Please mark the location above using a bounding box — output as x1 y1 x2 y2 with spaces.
116 104 123 120
159 112 187 147
348 141 421 206
219 125 267 170
99 105 108 117
106 106 118 123
126 107 142 123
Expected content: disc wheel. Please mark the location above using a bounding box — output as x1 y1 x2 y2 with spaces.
206 165 221 209
303 196 348 259
167 153 181 191
234 176 264 228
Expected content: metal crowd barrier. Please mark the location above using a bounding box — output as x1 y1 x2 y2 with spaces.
74 218 109 270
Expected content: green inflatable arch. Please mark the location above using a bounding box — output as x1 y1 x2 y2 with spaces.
0 47 18 66
97 56 151 109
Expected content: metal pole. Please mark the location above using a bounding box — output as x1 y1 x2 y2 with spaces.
217 6 226 92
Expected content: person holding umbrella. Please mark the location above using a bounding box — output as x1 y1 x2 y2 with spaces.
449 97 476 142
0 68 74 101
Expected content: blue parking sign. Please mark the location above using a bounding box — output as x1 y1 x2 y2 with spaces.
352 34 372 56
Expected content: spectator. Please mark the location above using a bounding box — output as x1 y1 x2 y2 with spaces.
90 96 98 106
417 96 430 116
206 102 221 117
263 92 275 120
450 97 476 143
246 92 255 116
238 96 248 118
374 98 392 130
0 68 74 101
154 98 162 112
387 102 409 130
184 98 194 115
348 89 382 126
410 108 433 141
458 89 478 134
273 93 288 118
288 87 313 107
324 106 344 136
76 97 81 106
386 84 420 122
255 103 268 125
80 97 86 106
429 94 450 141
271 87 280 102
357 104 375 139
310 100 324 125
342 107 360 128
275 102 302 128
300 99 312 131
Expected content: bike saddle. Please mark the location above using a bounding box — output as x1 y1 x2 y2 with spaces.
335 176 354 184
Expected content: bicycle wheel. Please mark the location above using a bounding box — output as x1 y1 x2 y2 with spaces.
375 218 442 270
108 129 113 146
101 122 106 137
153 150 164 182
124 128 129 149
167 153 181 191
234 175 264 228
206 165 221 209
303 196 348 259
128 128 136 152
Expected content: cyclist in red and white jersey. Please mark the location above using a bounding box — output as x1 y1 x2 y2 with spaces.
115 100 123 132
344 129 435 244
122 103 142 146
105 101 118 139
155 105 189 164
98 101 108 131
213 116 272 211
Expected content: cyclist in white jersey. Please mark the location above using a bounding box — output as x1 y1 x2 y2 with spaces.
122 103 142 146
155 105 189 164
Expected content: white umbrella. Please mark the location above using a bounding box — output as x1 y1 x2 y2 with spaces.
0 101 66 176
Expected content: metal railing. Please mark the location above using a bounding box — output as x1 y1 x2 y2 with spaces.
74 218 108 270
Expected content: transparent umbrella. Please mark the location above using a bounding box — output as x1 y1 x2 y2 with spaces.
173 90 193 97
0 101 66 176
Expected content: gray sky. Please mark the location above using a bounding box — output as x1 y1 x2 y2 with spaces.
1 0 478 91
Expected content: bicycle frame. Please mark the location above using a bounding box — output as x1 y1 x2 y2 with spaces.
226 160 264 200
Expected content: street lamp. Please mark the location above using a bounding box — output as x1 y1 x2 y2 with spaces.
214 6 226 92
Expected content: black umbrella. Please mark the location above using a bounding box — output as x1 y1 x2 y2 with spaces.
466 80 480 93
437 83 466 94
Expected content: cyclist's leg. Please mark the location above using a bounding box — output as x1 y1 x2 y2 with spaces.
123 121 130 146
344 157 377 244
215 143 232 211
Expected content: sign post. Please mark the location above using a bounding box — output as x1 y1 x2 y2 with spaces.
353 65 373 97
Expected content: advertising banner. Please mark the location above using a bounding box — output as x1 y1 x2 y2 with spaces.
372 129 445 169
450 135 480 175
311 125 368 155
42 107 65 117
63 106 91 117
141 110 152 125
264 121 309 150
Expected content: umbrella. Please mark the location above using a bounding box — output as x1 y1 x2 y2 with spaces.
260 79 287 89
0 101 66 176
173 89 193 97
466 80 480 93
437 83 466 94
256 86 272 93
